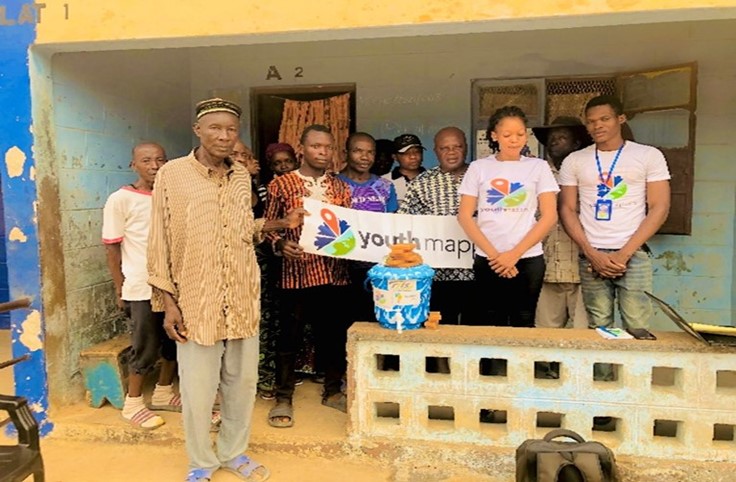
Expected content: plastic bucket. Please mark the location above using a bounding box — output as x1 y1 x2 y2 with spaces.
367 264 435 332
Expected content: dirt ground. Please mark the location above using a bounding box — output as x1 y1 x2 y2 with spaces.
37 438 393 482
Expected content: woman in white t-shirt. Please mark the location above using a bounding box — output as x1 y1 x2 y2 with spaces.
458 106 560 327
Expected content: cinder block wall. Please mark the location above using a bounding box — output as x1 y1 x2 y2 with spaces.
348 323 736 461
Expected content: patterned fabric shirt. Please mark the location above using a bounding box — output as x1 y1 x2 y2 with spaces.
265 170 351 289
337 174 398 212
397 166 474 282
543 166 581 283
147 151 266 346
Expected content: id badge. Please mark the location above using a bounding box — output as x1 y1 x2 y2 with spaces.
595 199 613 221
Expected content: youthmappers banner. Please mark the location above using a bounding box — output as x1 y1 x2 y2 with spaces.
299 198 473 269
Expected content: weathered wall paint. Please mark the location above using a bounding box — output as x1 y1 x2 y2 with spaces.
33 0 736 45
36 49 192 403
0 0 52 434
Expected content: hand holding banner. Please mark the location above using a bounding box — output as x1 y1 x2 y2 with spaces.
298 198 473 269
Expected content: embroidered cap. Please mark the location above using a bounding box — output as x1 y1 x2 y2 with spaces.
393 134 426 154
195 98 242 120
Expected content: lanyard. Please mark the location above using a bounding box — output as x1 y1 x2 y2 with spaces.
595 142 625 188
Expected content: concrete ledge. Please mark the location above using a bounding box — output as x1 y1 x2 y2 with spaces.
347 322 736 354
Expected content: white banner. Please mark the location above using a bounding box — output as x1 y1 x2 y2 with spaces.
299 198 473 269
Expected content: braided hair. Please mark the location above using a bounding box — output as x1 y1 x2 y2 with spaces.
486 106 528 153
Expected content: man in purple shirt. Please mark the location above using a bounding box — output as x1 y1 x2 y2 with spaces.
338 132 398 322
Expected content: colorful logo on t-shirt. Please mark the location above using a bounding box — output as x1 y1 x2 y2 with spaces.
486 178 528 207
597 173 627 200
314 208 356 256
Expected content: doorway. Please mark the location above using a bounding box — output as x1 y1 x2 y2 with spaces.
250 84 356 183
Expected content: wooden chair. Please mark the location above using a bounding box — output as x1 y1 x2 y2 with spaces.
0 355 45 482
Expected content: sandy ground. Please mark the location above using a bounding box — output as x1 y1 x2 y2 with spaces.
37 439 393 482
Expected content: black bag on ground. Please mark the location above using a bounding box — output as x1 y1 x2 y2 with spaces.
516 429 620 482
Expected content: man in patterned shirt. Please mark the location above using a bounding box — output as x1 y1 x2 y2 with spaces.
398 126 476 325
532 117 592 331
148 98 304 482
338 132 398 324
265 124 353 428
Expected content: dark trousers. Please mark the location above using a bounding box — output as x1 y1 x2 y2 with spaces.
348 261 376 323
430 280 477 325
275 285 352 402
124 300 176 375
473 255 545 327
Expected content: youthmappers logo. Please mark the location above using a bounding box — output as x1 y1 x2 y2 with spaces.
597 173 627 200
313 208 356 256
486 178 527 207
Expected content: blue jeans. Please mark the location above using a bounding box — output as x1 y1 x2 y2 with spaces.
579 249 653 330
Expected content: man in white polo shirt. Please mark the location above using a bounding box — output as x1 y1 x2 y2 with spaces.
558 95 671 330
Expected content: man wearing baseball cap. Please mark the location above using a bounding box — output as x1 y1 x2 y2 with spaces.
382 133 426 206
531 117 593 343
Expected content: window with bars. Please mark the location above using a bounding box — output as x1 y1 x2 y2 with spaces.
471 64 696 235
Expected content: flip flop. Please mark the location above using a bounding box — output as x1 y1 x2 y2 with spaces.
123 407 165 430
185 468 215 482
148 393 182 412
221 454 270 481
267 401 294 428
322 392 347 413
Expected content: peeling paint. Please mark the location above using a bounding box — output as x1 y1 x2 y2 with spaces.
5 145 27 177
30 165 36 180
655 250 690 275
20 310 43 352
9 226 28 242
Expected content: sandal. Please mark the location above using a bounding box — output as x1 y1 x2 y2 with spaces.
321 392 347 413
122 407 165 430
148 393 182 412
221 454 270 481
185 468 215 482
267 401 294 428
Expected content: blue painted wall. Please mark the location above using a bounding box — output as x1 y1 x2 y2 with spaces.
0 0 52 433
0 190 10 329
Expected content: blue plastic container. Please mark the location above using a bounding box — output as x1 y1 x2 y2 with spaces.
367 263 435 332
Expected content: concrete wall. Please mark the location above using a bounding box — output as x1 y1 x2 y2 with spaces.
32 0 736 45
189 19 735 328
37 49 192 404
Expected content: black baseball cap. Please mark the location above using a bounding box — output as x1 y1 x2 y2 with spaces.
393 134 425 154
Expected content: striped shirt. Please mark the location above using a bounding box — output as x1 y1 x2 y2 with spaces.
398 166 474 282
265 170 351 289
147 150 265 346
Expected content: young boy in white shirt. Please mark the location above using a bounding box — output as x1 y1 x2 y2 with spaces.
103 142 179 430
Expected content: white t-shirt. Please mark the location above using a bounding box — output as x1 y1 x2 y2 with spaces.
458 155 559 259
558 141 670 249
102 186 153 301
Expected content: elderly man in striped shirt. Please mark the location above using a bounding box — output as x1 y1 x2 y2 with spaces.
148 98 304 482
